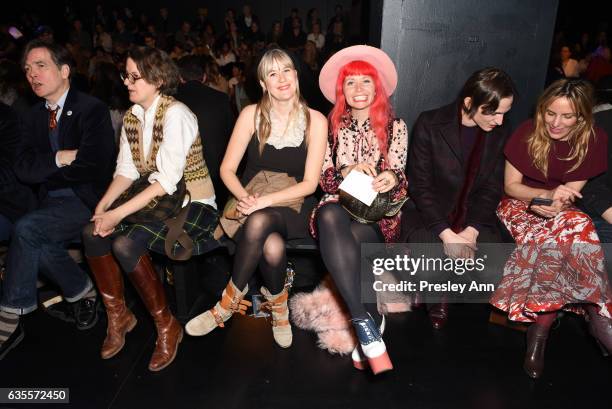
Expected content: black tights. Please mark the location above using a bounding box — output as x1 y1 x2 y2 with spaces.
82 223 147 272
317 203 382 322
232 208 288 294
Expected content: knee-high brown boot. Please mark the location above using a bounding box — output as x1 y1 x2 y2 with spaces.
128 254 183 372
86 254 137 359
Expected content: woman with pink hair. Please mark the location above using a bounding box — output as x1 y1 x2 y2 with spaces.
309 45 408 374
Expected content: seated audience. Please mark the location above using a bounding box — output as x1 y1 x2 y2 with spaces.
185 49 327 350
313 45 408 374
82 47 219 372
490 79 612 379
0 40 115 359
401 68 516 329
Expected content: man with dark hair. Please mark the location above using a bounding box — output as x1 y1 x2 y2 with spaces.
401 67 516 329
0 40 116 359
175 55 234 206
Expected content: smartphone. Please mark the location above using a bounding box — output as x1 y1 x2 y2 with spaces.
8 26 23 40
530 197 553 207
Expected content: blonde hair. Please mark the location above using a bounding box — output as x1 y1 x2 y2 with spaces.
527 79 595 177
255 48 310 154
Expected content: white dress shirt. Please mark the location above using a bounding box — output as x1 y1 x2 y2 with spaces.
307 33 325 50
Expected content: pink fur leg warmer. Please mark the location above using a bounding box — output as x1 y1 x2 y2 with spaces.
289 276 357 355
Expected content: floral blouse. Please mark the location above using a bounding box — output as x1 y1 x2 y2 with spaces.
309 117 409 242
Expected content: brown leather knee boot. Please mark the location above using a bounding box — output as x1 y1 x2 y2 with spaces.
128 254 183 372
87 254 137 359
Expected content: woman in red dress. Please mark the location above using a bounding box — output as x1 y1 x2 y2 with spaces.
490 78 612 378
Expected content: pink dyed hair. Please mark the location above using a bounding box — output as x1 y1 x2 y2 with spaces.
329 60 394 159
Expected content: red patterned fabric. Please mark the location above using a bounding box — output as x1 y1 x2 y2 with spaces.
47 106 59 130
490 198 612 322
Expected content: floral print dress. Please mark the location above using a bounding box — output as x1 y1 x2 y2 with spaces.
309 117 409 243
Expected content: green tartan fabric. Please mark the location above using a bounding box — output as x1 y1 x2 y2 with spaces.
112 202 220 257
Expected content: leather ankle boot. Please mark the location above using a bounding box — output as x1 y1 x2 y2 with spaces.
260 286 292 348
128 255 183 372
586 305 612 356
524 323 550 379
185 279 251 336
87 254 137 359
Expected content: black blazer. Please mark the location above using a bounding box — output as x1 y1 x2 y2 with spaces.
14 87 116 210
580 108 612 216
0 103 36 222
402 102 509 237
176 81 234 206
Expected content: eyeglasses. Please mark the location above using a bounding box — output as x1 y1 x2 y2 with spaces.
120 72 143 84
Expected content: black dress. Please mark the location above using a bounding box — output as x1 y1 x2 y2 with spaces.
238 133 316 240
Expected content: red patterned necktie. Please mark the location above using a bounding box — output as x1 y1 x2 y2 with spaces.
47 106 59 130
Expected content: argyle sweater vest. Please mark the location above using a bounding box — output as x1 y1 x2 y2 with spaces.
122 95 214 200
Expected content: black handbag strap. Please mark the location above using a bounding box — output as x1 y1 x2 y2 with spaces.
163 192 194 261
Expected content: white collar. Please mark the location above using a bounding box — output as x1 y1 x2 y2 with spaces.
45 87 69 111
131 94 162 121
257 107 306 150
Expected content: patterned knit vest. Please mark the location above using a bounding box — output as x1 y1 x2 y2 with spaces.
122 94 214 201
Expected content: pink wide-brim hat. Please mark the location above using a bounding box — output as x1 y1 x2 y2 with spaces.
318 45 398 104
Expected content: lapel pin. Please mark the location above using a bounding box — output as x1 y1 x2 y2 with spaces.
66 110 72 116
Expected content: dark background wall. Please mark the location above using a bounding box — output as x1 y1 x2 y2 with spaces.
380 0 559 132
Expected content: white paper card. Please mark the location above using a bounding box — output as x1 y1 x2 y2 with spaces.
338 170 377 206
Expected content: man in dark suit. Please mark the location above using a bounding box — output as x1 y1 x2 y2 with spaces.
401 67 516 329
0 40 115 359
175 55 234 208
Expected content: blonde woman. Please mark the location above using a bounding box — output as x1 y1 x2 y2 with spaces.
186 49 327 348
490 79 612 378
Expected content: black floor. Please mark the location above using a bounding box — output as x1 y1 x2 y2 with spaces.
0 294 611 409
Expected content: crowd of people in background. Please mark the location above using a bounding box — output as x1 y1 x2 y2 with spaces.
0 3 357 122
548 28 612 85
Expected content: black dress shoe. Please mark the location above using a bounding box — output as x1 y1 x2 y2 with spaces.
44 301 75 323
0 322 25 360
72 295 100 330
41 287 75 323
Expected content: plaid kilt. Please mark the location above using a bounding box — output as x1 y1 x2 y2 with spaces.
112 202 220 257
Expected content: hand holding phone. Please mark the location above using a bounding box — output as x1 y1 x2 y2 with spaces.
529 197 553 207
